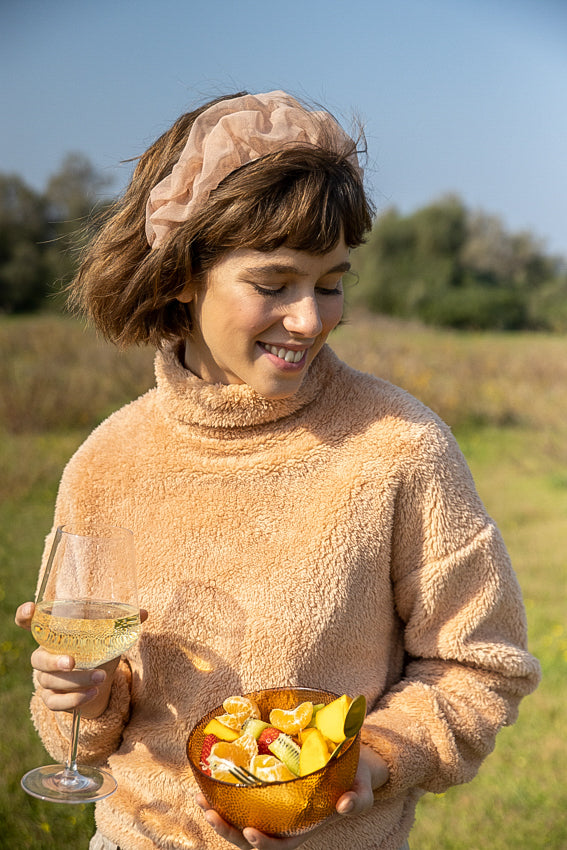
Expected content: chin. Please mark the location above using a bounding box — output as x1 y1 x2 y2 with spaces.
257 387 300 400
254 377 305 400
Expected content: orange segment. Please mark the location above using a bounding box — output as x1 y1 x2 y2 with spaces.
250 754 295 783
208 764 240 784
216 713 244 731
223 695 261 725
269 701 313 735
209 740 250 768
234 731 259 763
208 739 251 783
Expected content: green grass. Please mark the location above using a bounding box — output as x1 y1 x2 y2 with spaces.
1 314 565 848
0 430 96 846
409 426 567 849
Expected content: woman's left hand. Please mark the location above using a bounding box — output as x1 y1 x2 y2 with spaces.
195 744 389 849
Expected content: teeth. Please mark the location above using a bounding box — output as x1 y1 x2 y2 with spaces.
265 345 304 363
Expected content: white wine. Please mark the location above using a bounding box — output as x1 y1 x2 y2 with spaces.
32 599 141 668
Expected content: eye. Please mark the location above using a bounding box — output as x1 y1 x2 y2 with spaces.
316 285 343 296
316 278 344 296
250 283 285 297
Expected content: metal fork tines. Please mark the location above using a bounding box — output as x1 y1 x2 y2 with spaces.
208 756 264 786
228 765 264 786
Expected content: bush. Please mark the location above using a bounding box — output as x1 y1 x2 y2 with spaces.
417 285 528 330
353 196 567 331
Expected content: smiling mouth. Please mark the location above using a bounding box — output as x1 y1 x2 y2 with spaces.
261 343 306 364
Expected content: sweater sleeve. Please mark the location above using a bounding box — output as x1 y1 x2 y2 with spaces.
362 421 541 798
28 449 135 766
30 659 133 766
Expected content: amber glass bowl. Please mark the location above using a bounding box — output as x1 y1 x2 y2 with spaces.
186 687 361 837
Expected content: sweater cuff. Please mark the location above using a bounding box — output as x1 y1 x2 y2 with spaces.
31 660 132 766
361 709 438 800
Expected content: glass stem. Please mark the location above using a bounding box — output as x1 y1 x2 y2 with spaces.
63 708 82 781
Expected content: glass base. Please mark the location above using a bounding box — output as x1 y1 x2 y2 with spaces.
21 763 117 804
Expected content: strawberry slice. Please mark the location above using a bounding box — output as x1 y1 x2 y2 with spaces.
257 726 281 755
200 733 219 775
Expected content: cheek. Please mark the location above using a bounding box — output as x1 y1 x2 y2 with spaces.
232 300 276 336
322 297 344 331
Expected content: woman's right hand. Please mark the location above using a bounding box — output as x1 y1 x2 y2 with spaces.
15 601 120 719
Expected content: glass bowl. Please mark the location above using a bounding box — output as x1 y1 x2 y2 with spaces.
186 686 361 837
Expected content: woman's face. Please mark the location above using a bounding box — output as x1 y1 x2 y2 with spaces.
179 238 349 399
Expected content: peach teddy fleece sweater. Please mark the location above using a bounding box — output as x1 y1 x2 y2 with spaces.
30 343 540 850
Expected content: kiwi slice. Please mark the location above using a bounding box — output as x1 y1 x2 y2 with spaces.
268 733 300 776
242 718 269 739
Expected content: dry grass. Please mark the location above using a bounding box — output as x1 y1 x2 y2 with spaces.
2 312 566 441
0 315 154 433
333 310 567 433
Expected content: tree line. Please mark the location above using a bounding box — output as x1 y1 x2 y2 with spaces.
353 194 567 331
1 155 566 331
0 153 113 313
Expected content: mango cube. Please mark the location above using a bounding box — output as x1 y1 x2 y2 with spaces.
299 728 330 776
315 694 352 744
203 717 241 742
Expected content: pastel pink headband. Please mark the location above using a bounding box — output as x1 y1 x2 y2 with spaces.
145 90 361 249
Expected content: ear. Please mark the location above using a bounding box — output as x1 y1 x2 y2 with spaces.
176 280 195 303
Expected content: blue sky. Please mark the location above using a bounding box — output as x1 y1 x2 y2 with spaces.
3 0 566 256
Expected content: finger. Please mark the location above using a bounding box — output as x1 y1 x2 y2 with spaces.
242 827 312 850
38 685 100 712
195 793 320 850
195 795 268 850
195 792 210 810
335 781 373 817
31 648 119 675
31 646 76 674
15 602 35 630
36 666 107 692
199 806 253 850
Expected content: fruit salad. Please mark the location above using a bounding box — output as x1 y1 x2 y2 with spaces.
199 693 360 784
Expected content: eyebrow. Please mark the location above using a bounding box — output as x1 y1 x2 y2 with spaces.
243 261 352 277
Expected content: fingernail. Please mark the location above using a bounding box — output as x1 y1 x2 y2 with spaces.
57 656 73 670
338 799 354 815
204 812 215 826
22 603 34 618
91 670 106 684
243 831 259 845
85 688 98 700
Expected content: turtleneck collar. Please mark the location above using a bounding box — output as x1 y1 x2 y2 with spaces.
154 341 337 430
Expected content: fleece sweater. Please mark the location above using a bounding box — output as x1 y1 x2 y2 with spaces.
30 343 541 850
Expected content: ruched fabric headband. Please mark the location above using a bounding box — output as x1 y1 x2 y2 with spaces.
145 90 361 249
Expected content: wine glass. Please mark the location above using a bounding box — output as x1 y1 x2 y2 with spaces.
21 522 140 803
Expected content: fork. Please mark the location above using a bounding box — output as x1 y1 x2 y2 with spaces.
227 765 265 786
208 756 265 786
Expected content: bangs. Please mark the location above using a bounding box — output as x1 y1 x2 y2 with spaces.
246 169 366 253
190 147 374 271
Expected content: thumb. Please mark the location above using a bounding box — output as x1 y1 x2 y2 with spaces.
15 601 36 631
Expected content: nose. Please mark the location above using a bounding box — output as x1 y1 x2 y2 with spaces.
282 293 323 337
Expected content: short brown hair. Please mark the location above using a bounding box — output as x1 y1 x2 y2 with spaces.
69 93 374 347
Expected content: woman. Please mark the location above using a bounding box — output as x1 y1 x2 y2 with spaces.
16 90 540 850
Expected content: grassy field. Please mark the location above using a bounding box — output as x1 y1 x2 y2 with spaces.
1 314 565 848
